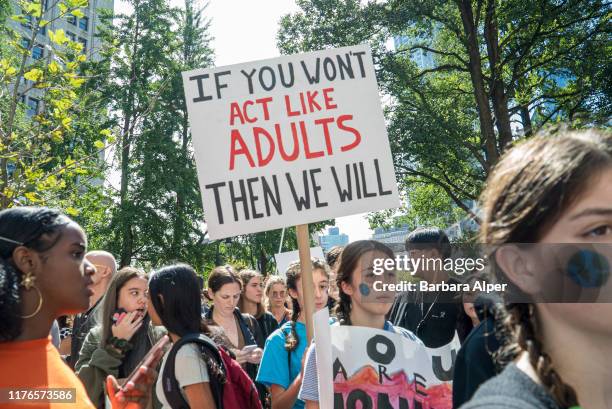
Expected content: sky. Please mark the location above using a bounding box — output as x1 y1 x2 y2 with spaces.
114 0 375 242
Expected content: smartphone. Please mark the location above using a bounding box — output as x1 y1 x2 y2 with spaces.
112 308 128 325
241 344 258 354
120 335 170 392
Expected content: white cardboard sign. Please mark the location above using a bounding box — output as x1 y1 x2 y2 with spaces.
274 246 325 277
182 44 399 239
314 309 456 409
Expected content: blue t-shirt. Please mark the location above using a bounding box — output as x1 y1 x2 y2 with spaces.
298 321 422 402
256 321 307 409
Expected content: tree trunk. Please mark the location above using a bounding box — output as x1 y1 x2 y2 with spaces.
119 4 141 267
520 105 533 136
483 0 513 151
457 0 498 169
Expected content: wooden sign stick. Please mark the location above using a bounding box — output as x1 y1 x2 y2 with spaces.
296 224 315 342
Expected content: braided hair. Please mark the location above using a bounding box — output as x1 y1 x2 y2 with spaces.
0 207 71 341
333 240 395 326
479 127 612 408
283 258 330 352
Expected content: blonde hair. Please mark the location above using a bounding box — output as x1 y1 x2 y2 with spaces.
263 275 287 310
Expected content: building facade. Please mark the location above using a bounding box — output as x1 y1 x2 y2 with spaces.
8 0 113 114
319 227 349 252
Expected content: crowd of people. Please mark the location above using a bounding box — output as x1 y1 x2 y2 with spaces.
1 126 611 409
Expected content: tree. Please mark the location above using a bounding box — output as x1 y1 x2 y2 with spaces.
0 0 108 211
91 0 221 270
278 0 611 228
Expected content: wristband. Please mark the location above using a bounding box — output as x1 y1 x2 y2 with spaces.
109 336 133 353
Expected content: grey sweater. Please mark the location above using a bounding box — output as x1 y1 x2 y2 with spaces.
460 363 560 409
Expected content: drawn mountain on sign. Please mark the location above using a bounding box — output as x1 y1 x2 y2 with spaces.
334 365 452 409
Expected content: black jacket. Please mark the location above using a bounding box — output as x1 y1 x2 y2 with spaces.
452 315 500 408
256 311 279 346
205 307 267 406
69 298 102 369
387 289 463 348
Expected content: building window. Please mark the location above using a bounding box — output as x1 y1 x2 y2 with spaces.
26 97 39 116
78 37 87 53
32 44 44 60
79 16 88 31
21 13 33 29
67 31 76 42
67 15 76 25
21 37 30 49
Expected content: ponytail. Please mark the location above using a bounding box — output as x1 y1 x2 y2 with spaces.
0 259 22 341
285 296 301 352
495 304 578 407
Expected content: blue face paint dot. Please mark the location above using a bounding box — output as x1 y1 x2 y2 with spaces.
567 249 610 288
359 283 370 296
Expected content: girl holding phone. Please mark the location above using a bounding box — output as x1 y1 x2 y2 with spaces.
76 267 166 408
204 265 266 404
256 258 330 409
461 128 612 409
298 241 422 408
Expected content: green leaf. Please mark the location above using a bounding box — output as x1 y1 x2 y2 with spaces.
71 9 85 18
49 29 69 45
48 61 61 74
23 2 42 18
68 76 85 87
24 68 44 82
25 192 40 203
10 14 28 24
66 207 80 216
58 3 67 14
93 140 105 149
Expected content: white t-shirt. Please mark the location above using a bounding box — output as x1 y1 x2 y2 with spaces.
155 343 210 408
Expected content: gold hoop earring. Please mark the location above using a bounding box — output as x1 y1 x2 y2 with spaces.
20 272 43 319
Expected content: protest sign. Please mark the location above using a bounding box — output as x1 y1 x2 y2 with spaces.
275 246 325 277
182 44 400 240
315 310 454 409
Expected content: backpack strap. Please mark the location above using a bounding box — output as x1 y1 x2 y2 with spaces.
161 333 223 409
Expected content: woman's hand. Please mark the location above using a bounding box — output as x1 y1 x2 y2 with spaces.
233 348 249 365
246 347 263 364
106 365 157 409
111 311 143 341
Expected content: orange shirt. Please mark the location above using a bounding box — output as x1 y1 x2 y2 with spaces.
0 337 95 409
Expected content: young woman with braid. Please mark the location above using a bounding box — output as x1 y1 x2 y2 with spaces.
298 240 422 408
461 128 612 409
256 259 330 409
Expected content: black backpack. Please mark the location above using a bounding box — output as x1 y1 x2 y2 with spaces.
161 333 223 409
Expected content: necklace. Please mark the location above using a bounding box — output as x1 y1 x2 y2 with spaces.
416 290 441 335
